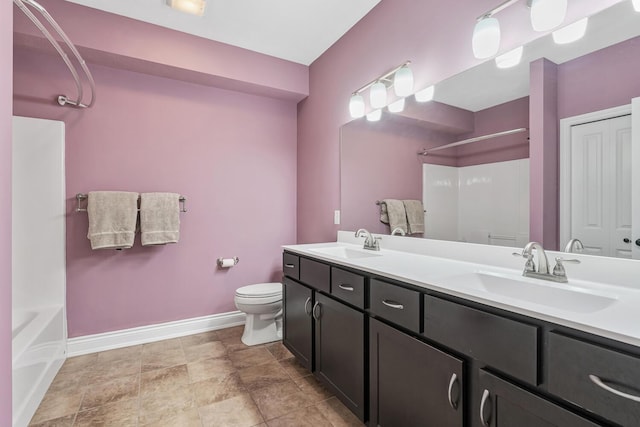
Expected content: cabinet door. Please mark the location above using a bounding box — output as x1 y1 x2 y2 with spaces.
314 293 365 421
370 318 464 427
477 370 600 427
283 277 313 370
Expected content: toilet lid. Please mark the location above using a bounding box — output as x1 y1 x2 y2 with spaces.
235 282 282 298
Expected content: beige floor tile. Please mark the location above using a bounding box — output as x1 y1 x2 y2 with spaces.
229 347 276 369
184 340 227 363
279 357 309 379
142 345 187 372
97 345 143 362
139 383 196 420
141 364 190 395
46 369 92 394
191 372 246 407
73 398 139 427
87 357 141 384
237 361 292 392
30 389 84 424
199 393 264 427
142 337 182 353
187 356 236 383
251 385 313 421
266 405 333 427
57 353 98 375
220 334 250 353
264 342 293 361
216 325 245 340
315 397 364 427
293 375 333 402
181 331 220 348
29 414 75 427
139 406 202 426
80 373 139 410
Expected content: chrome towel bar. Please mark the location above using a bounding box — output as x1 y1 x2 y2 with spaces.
75 193 187 213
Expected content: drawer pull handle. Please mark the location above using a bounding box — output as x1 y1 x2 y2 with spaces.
447 373 459 410
480 389 491 427
382 300 404 310
312 301 321 321
304 297 312 317
589 375 640 403
338 284 355 292
284 263 295 268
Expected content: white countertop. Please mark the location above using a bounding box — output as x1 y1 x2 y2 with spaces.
283 233 640 348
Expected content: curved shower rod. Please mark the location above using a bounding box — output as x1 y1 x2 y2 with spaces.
14 0 96 108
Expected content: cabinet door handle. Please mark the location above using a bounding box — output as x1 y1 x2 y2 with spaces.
480 389 491 427
312 301 321 321
382 300 404 310
338 284 355 292
284 263 295 268
589 375 640 403
447 373 459 410
304 297 312 316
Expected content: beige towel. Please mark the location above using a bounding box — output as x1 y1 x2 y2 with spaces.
140 192 180 246
87 191 139 250
383 199 408 235
379 202 389 224
403 199 425 235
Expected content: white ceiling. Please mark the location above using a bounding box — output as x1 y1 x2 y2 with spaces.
63 0 380 65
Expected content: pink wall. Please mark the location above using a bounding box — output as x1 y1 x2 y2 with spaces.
1 0 12 423
14 48 297 337
297 0 620 243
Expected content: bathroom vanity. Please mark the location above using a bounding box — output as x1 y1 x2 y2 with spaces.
282 235 640 427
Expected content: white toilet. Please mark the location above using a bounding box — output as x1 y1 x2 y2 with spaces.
234 282 283 346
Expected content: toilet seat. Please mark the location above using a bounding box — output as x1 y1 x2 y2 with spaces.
235 282 282 299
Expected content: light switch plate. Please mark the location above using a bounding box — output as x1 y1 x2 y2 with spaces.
334 210 341 225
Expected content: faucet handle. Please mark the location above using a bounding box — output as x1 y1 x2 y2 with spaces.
552 257 581 277
513 252 535 272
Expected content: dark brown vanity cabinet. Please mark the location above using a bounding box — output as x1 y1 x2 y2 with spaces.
282 277 313 370
370 318 464 427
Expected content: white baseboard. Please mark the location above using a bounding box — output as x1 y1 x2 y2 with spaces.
67 311 246 357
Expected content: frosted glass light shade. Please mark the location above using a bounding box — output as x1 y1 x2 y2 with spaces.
370 82 387 109
394 66 414 97
495 46 523 69
473 17 501 59
634 0 640 12
415 85 435 102
349 94 365 118
388 98 405 113
530 0 567 31
552 18 588 44
166 0 206 16
366 109 382 122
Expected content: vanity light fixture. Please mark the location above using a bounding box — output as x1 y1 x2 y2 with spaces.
166 0 206 16
370 82 388 109
414 85 435 102
552 18 588 45
348 60 411 119
366 109 382 122
632 0 640 12
393 66 414 97
473 16 501 59
349 94 365 118
495 46 524 68
530 0 567 32
388 98 405 113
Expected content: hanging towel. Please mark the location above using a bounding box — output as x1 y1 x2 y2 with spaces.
383 199 408 235
140 192 180 246
87 191 139 250
379 201 389 224
403 199 425 235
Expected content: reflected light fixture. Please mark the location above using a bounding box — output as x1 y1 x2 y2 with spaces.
415 85 435 102
388 98 405 113
166 0 206 16
349 94 365 118
634 0 640 12
394 66 414 97
370 81 388 109
530 0 567 32
495 46 523 69
473 16 501 59
366 109 382 122
552 18 588 44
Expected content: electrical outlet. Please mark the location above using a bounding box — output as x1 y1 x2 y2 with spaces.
334 210 341 225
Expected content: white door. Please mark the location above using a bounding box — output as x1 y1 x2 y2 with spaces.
570 115 632 258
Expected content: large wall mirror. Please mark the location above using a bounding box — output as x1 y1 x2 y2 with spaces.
340 1 640 258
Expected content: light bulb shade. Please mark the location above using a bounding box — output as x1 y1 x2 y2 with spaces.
634 0 640 12
366 109 382 122
472 17 501 59
349 94 365 118
415 85 435 102
495 46 523 69
388 98 405 113
552 18 588 44
394 66 414 97
530 0 567 32
370 82 388 109
166 0 206 16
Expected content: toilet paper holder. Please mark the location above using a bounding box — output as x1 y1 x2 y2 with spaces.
217 257 239 268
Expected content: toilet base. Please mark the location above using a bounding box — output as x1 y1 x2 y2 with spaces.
241 312 282 346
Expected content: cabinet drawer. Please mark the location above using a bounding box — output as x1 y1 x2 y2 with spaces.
370 279 420 333
282 252 299 280
423 295 538 385
331 267 365 309
548 332 640 427
300 257 330 293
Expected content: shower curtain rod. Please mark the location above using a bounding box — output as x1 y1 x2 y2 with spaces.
14 0 96 108
418 128 528 156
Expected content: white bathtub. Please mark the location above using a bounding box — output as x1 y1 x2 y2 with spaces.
12 306 66 427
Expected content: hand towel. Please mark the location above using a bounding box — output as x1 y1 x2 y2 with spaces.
403 199 425 235
383 199 408 235
140 192 180 246
87 191 139 250
379 202 389 224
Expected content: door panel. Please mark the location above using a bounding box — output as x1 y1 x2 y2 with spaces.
283 278 313 370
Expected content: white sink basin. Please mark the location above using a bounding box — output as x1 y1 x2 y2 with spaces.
309 246 382 260
441 272 617 313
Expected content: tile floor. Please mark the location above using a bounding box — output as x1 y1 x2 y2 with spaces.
29 326 364 427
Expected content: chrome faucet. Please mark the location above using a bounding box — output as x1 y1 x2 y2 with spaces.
391 227 406 236
355 229 381 251
564 238 584 253
513 241 580 283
